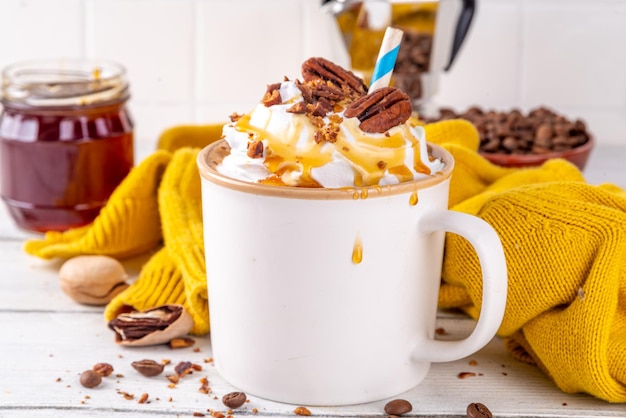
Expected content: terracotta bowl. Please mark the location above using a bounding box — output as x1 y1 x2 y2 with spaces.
480 134 595 171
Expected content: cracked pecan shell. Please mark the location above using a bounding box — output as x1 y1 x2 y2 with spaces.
344 87 412 133
302 57 368 101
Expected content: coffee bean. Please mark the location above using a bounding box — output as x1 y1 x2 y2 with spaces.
392 31 433 102
79 369 102 388
131 359 164 377
427 106 590 156
222 391 247 409
384 398 412 415
466 402 492 418
502 136 518 152
92 362 113 377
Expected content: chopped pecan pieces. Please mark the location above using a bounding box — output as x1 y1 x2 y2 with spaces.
287 101 307 114
262 83 282 107
344 86 412 133
314 123 340 144
293 80 337 115
302 57 368 100
247 140 264 159
229 112 243 122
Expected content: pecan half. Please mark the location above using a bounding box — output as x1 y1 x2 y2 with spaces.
108 304 194 346
344 87 412 133
302 57 368 100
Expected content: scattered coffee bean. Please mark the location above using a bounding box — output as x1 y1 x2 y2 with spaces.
79 370 102 388
92 362 114 377
384 398 412 415
393 31 433 102
222 391 247 409
466 402 492 418
131 359 164 377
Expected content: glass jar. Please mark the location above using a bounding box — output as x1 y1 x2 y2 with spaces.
0 59 134 232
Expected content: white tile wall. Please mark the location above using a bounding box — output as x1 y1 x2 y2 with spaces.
1 0 625 156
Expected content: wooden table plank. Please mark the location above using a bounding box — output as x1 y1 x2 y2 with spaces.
1 311 624 417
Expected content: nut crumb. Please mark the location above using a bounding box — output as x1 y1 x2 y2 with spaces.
247 140 264 159
138 393 149 404
120 391 134 400
169 337 195 349
294 406 311 416
458 372 477 379
468 359 478 366
199 377 210 394
174 361 193 376
229 113 243 122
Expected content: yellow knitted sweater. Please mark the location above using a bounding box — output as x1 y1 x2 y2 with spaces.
23 120 626 402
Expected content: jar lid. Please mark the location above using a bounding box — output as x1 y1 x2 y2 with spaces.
1 59 129 107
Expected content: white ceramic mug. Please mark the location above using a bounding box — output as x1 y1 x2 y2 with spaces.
197 140 507 406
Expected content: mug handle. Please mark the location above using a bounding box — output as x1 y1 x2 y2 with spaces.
412 210 508 362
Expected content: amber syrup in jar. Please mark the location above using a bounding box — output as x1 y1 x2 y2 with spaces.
0 60 134 232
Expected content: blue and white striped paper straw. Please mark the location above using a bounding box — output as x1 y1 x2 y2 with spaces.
369 27 404 92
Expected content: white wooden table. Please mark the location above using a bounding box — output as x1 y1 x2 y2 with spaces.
1 144 625 417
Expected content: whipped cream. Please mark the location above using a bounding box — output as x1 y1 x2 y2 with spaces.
217 80 444 188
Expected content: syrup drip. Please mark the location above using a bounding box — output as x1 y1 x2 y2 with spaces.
409 190 419 206
352 235 363 264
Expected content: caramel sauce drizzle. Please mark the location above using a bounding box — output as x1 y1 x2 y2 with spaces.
235 110 432 187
